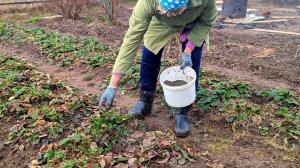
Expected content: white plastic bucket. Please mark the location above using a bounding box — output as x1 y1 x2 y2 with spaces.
159 66 197 107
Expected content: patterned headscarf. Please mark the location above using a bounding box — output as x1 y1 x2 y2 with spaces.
159 0 189 12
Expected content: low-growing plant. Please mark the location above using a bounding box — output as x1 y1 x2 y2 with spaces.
0 23 112 69
260 127 269 136
83 74 94 81
61 159 77 168
61 58 74 66
26 17 43 24
44 149 66 162
256 89 299 106
197 81 251 111
118 64 140 89
48 123 64 138
6 125 27 144
82 53 114 68
26 132 40 145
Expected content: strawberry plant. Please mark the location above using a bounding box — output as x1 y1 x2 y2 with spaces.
118 64 140 89
256 88 299 106
197 80 251 111
0 23 113 69
82 53 114 68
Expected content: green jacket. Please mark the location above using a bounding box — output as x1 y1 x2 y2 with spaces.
112 0 217 74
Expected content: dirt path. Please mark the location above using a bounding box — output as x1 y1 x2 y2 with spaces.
202 63 300 93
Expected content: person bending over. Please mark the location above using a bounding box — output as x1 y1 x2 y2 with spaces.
99 0 217 138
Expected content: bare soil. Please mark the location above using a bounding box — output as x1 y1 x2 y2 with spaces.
33 6 130 48
204 29 300 93
164 80 188 86
0 117 39 168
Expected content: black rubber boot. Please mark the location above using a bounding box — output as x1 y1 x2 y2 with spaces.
174 104 192 138
129 91 155 119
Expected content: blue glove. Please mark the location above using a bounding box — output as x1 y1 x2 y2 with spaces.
99 87 117 110
180 52 193 69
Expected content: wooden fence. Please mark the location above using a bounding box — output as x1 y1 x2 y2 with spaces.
0 0 45 13
0 1 44 6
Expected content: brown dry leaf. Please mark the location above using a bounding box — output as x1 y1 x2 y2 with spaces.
39 134 48 138
98 158 106 168
35 152 42 160
130 131 144 139
122 152 133 158
128 158 137 165
81 132 88 138
212 163 224 168
145 151 157 160
8 96 15 101
23 96 30 102
157 157 169 164
19 144 25 151
102 124 107 129
172 150 180 157
115 163 128 168
158 140 171 149
104 152 114 163
57 106 65 112
187 148 194 157
30 159 40 166
156 152 170 164
142 136 156 146
65 85 73 91
27 108 37 115
90 142 97 149
36 120 46 126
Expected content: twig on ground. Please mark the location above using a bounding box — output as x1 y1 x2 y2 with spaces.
273 46 286 53
293 45 300 61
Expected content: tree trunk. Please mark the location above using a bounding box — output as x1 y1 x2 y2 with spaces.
222 0 248 18
110 0 120 25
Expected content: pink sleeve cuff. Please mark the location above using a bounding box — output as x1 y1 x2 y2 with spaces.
186 41 196 51
180 30 190 42
112 73 124 79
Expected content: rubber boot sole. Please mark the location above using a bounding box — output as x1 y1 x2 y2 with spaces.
175 130 190 138
130 111 151 120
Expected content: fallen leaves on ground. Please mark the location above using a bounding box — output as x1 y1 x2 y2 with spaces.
0 54 195 167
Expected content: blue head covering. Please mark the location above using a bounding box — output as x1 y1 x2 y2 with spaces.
159 0 189 12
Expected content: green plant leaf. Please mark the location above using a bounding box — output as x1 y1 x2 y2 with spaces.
289 130 300 136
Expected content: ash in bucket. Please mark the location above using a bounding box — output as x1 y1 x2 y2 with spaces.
164 80 188 86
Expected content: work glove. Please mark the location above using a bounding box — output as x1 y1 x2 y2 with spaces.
180 52 193 70
99 87 117 110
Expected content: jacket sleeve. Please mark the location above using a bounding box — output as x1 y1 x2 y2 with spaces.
187 0 217 47
112 0 155 74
